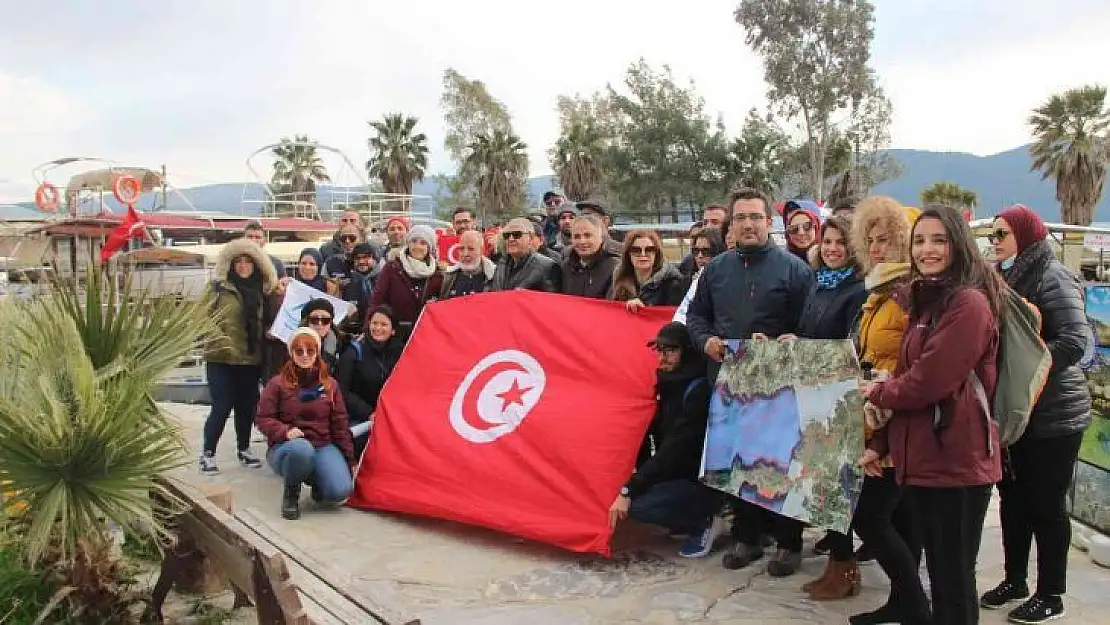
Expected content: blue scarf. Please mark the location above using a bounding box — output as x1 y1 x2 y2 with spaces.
815 267 854 290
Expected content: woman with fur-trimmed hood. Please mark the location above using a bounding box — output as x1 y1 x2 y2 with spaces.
199 238 278 476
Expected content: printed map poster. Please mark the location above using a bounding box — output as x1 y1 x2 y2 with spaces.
268 279 350 344
1069 461 1110 534
701 338 866 534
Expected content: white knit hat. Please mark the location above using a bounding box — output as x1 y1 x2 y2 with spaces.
288 327 322 355
406 224 439 258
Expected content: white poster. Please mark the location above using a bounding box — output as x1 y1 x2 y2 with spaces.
269 279 352 344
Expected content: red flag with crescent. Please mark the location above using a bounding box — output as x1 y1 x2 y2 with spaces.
99 206 148 263
347 291 675 555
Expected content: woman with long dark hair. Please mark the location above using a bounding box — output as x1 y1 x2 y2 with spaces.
200 238 278 475
979 205 1091 623
256 327 355 520
857 204 1005 625
337 305 404 458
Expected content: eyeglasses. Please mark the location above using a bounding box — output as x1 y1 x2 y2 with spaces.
307 316 332 326
692 247 713 256
630 246 657 256
987 230 1010 244
502 231 526 240
787 223 815 235
340 235 358 243
293 347 318 358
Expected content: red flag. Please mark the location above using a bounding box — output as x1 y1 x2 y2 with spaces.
437 233 490 264
348 292 675 555
100 206 147 263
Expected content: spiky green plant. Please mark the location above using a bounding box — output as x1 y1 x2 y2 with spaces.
0 270 219 565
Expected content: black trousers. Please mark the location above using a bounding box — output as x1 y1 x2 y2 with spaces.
828 469 922 563
852 469 930 620
913 484 993 625
731 497 805 552
202 362 261 454
999 432 1084 597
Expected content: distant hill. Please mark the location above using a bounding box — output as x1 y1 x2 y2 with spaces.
5 145 1108 223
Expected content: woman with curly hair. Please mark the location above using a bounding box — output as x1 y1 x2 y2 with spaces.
613 229 685 310
255 327 355 520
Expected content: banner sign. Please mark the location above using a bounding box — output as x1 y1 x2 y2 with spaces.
268 279 351 344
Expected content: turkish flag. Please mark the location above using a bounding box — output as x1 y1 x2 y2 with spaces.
99 206 147 263
347 292 675 555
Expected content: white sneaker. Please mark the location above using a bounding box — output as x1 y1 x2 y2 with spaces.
199 452 219 475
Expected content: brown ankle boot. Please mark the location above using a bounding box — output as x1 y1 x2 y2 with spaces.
801 558 834 593
808 558 860 601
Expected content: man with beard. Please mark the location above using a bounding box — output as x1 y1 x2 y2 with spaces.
541 190 567 247
608 322 723 558
440 230 495 299
384 216 409 259
341 243 383 330
686 186 813 577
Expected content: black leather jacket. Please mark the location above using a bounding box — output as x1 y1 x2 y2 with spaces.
1004 243 1092 439
491 252 561 293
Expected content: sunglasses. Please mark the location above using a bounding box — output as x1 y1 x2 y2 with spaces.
293 347 318 358
307 315 332 326
502 231 527 240
787 222 815 235
340 235 358 243
544 199 563 207
692 247 713 256
630 245 657 256
987 230 1010 244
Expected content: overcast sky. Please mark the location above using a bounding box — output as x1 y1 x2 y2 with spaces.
2 0 1109 202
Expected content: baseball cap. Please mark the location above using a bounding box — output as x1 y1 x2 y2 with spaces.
647 322 691 350
577 199 609 217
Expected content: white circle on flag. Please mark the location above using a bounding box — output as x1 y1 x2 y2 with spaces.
447 242 462 264
448 350 546 444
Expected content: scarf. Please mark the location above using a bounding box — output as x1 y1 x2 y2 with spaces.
815 266 855 290
1001 239 1054 295
228 270 263 355
399 250 435 280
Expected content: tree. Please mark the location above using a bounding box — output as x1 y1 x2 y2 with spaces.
366 113 429 202
270 135 331 217
603 59 729 221
440 69 514 208
720 109 794 199
550 120 606 201
920 181 978 213
462 129 529 222
736 0 879 201
1029 85 1110 225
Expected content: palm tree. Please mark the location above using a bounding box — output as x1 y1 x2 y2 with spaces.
1029 85 1110 226
366 114 429 201
463 130 529 221
550 121 605 201
920 181 979 216
0 270 216 622
270 135 332 218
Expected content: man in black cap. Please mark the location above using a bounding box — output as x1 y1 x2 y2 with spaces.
541 191 567 247
609 322 723 559
565 198 622 257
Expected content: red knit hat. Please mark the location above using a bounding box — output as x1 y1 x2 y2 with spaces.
996 204 1047 254
386 216 410 230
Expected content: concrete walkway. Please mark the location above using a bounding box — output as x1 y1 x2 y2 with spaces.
167 403 1110 625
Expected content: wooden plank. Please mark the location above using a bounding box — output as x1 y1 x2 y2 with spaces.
237 507 421 625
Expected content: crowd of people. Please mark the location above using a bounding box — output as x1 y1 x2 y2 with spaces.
198 188 1091 625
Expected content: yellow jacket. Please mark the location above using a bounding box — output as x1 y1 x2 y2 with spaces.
857 262 911 440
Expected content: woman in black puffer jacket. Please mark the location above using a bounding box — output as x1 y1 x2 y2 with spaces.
979 205 1091 623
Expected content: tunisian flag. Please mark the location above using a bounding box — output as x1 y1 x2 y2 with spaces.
99 206 147 263
347 291 675 555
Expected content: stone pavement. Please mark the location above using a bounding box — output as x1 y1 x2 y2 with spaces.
166 403 1110 625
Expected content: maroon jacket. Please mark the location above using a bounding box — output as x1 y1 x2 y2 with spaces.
256 374 355 464
369 259 444 324
869 283 1001 488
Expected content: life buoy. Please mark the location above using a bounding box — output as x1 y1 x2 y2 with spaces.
112 175 142 206
34 183 61 212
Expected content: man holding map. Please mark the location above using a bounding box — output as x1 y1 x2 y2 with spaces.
686 187 814 577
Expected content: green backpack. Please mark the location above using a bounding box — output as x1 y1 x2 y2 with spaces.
966 286 1052 455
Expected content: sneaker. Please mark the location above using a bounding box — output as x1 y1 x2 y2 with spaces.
981 580 1031 610
237 449 263 469
766 548 802 577
199 452 219 475
854 542 875 564
678 517 723 558
813 531 834 556
1008 596 1064 624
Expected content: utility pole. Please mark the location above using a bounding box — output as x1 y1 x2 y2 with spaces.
160 164 168 212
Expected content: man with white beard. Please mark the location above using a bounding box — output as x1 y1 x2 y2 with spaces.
439 230 495 300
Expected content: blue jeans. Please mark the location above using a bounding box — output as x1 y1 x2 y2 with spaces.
629 479 721 531
266 439 353 503
202 362 261 454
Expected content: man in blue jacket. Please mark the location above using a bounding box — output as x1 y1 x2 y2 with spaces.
685 186 814 577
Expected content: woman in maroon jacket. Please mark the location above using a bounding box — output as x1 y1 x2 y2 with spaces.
855 204 1004 625
369 224 444 337
256 327 355 520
